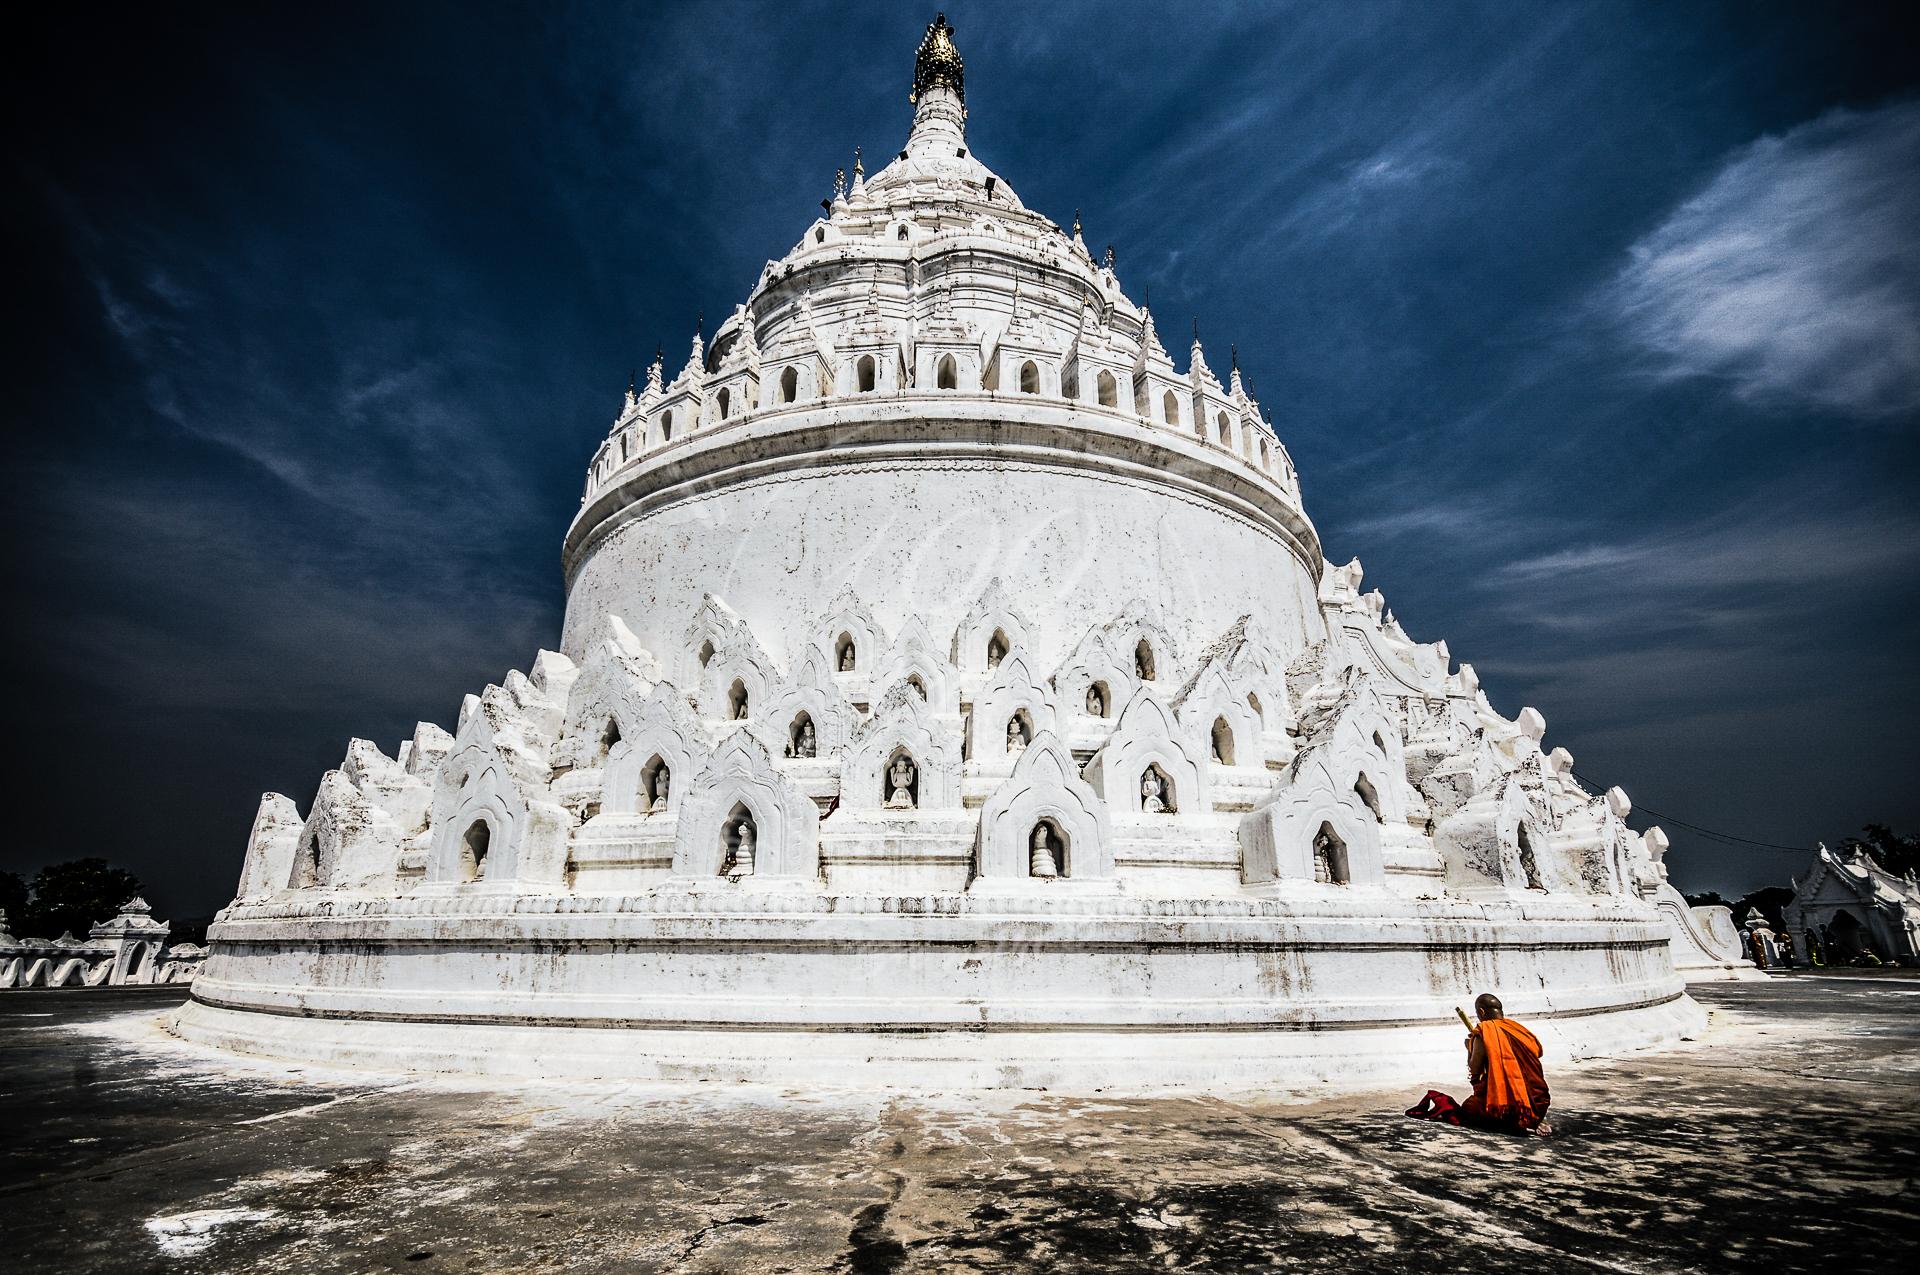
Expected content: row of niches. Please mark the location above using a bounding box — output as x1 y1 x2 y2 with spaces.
583 326 1297 502
233 587 1653 909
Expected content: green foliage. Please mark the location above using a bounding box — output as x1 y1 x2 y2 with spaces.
9 858 144 940
1838 824 1920 878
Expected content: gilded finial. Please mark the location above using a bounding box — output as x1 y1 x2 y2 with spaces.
910 13 965 105
1103 244 1115 270
1072 209 1082 236
852 147 864 180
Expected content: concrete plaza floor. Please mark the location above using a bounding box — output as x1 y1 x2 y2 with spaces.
1 976 1914 1273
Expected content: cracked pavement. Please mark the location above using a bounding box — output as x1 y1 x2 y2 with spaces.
2 975 1913 1273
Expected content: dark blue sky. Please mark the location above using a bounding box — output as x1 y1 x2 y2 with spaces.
5 2 1916 920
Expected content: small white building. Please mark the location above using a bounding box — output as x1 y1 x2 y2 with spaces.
1784 844 1920 965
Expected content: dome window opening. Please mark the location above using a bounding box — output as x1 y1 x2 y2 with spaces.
1217 412 1231 447
1518 825 1546 891
787 711 817 758
937 355 958 389
815 227 827 244
716 387 731 419
835 632 857 672
661 410 674 442
897 224 911 241
1096 369 1118 407
1019 360 1040 394
697 639 716 669
1355 773 1383 823
857 355 877 393
1162 389 1179 427
642 756 671 812
1139 763 1176 814
728 678 750 720
985 629 1009 669
780 365 799 403
599 718 621 760
296 835 321 888
883 748 920 810
1134 639 1156 681
722 805 757 876
907 673 928 700
1210 717 1235 766
1006 709 1034 755
1313 823 1350 885
461 821 491 883
1085 680 1109 718
1028 818 1066 878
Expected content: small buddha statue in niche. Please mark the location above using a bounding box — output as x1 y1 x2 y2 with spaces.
1141 768 1167 813
729 820 757 876
1006 718 1028 756
986 635 1007 669
795 721 817 758
886 755 917 809
839 645 856 672
650 768 671 813
1085 685 1105 716
1029 824 1059 878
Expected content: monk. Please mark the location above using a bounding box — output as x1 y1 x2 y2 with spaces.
1405 993 1553 1136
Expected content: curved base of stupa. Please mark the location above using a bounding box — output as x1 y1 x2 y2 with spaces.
171 893 1704 1091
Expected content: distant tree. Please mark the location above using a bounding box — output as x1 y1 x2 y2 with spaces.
1838 824 1920 878
1732 886 1794 931
15 858 144 940
1683 891 1731 911
0 870 28 932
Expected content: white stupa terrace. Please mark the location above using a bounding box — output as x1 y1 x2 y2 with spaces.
173 16 1737 1088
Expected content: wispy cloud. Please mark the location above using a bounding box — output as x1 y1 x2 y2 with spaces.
1604 100 1920 420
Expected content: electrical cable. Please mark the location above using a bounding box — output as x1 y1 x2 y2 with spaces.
1569 768 1810 853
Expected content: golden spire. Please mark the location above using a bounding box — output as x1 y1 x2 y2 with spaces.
910 13 964 105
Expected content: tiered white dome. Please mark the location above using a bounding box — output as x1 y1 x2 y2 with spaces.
175 16 1722 1089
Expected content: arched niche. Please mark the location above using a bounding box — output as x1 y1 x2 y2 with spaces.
601 679 711 817
1238 754 1386 889
968 649 1057 762
975 733 1114 884
949 579 1033 674
670 730 820 881
1084 685 1208 820
840 687 960 812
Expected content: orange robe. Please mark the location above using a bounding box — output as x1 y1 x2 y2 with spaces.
1464 1018 1550 1130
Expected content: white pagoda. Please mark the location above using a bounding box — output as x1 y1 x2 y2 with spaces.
176 16 1714 1088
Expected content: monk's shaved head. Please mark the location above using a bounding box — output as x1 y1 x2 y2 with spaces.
1474 993 1504 1020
